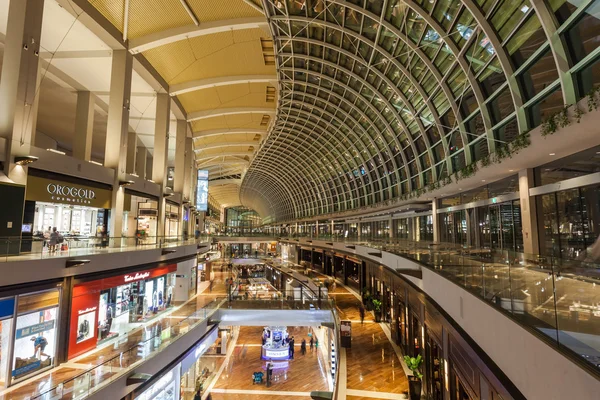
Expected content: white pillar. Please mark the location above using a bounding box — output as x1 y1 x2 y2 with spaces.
73 91 95 161
105 50 133 242
519 169 540 255
153 93 170 238
0 0 44 184
126 132 137 173
183 137 193 201
432 199 440 243
388 216 394 239
174 119 187 194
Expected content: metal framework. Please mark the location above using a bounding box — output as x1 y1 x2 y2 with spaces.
236 0 598 222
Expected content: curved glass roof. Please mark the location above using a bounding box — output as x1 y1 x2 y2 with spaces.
241 0 600 221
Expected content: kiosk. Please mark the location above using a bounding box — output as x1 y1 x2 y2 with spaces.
261 326 290 360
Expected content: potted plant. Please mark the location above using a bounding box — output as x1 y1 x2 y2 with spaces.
372 299 382 322
404 354 423 400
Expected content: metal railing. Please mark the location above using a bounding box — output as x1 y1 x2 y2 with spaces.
0 235 212 262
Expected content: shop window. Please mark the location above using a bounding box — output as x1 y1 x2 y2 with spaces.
11 290 60 383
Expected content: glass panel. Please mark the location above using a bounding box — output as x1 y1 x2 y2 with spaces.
565 2 600 64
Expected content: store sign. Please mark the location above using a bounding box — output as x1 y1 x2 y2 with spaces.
196 170 208 212
124 271 151 283
78 306 97 315
15 320 55 340
264 348 289 359
26 174 112 208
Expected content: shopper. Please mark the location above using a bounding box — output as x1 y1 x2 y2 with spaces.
193 389 201 400
49 227 59 253
301 339 307 355
289 336 295 359
359 304 365 324
309 337 314 352
315 337 319 350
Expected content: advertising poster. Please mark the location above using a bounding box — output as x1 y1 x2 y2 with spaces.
12 309 57 379
196 170 209 212
76 310 95 344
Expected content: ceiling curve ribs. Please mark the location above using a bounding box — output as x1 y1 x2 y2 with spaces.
241 0 556 222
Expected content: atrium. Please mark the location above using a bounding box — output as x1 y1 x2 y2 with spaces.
0 0 599 399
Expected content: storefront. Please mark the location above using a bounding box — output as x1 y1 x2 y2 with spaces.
179 327 219 399
68 264 177 359
165 202 180 240
174 258 198 303
123 193 159 244
0 288 61 387
21 169 112 252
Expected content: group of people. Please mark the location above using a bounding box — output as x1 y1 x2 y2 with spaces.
43 226 63 253
299 336 319 356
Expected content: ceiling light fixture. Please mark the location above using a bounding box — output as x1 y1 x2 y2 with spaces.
46 148 66 155
89 160 103 166
14 156 39 166
549 153 556 156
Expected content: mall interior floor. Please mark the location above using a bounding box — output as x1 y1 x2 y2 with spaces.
210 325 330 397
0 270 230 400
321 273 409 400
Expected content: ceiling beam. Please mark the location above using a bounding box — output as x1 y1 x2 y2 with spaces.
129 17 268 54
193 128 267 139
187 107 275 122
195 141 259 151
170 75 277 96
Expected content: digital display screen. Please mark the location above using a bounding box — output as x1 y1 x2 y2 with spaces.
196 170 208 212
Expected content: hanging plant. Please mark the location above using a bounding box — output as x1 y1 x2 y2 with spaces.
511 132 531 153
574 106 585 123
493 144 510 163
587 89 598 112
480 154 492 167
541 113 558 136
557 106 570 128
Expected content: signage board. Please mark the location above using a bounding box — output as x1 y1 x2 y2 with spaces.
196 170 208 212
26 174 112 208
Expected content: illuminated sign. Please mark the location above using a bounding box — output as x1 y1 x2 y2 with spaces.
123 272 151 283
196 170 209 212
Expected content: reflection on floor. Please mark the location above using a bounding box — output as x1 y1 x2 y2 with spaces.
211 325 329 396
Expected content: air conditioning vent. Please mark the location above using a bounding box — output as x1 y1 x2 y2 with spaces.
260 115 271 126
266 86 276 102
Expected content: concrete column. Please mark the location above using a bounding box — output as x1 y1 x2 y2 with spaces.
73 91 95 161
0 0 44 184
135 146 147 178
153 93 171 238
388 216 394 239
126 132 137 173
174 119 187 194
357 222 361 240
465 209 473 247
105 50 133 241
519 169 540 255
432 199 440 243
415 217 421 241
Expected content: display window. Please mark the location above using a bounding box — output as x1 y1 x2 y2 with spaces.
68 265 176 359
123 194 159 243
11 290 60 383
165 203 180 240
180 328 219 400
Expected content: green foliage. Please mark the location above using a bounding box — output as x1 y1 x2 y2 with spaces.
371 299 382 312
403 354 423 379
541 113 558 136
574 106 585 123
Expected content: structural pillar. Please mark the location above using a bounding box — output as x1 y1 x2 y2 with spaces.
518 169 540 255
146 154 153 181
153 93 171 239
73 91 95 161
357 222 361 240
135 146 147 179
105 50 133 242
388 216 394 239
432 198 440 243
174 119 186 194
0 0 44 184
126 132 137 173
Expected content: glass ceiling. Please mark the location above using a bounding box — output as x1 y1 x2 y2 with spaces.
241 0 600 222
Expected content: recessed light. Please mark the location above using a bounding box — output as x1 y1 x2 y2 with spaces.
509 169 514 172
481 180 486 182
549 153 556 156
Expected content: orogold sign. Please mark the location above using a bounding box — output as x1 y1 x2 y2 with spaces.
26 174 112 208
47 184 96 200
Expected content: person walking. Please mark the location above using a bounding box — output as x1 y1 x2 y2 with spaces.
315 337 319 351
49 227 59 253
300 339 307 355
359 304 365 324
309 336 314 352
289 336 295 359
